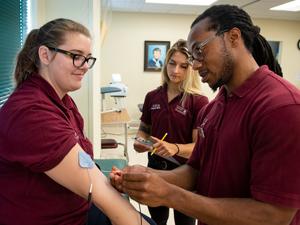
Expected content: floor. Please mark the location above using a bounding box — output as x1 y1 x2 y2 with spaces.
99 124 176 225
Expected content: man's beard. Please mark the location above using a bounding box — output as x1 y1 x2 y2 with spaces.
211 46 234 92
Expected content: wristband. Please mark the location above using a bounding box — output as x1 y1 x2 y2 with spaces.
174 143 180 155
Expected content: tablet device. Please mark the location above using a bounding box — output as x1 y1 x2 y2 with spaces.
134 137 154 147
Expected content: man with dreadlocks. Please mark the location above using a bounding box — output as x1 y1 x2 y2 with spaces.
111 5 300 225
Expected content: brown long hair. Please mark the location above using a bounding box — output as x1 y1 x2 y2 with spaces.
14 18 91 87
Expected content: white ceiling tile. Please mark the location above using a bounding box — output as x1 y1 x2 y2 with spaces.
109 0 300 20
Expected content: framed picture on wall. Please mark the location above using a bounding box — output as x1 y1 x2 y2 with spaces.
144 40 170 72
267 40 281 61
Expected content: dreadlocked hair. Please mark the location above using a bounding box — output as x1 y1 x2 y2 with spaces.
191 5 260 53
252 34 283 77
191 4 283 77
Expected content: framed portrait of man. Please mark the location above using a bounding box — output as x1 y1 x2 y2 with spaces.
144 40 170 72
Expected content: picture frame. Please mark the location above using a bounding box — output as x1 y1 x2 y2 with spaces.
267 40 281 61
144 40 170 72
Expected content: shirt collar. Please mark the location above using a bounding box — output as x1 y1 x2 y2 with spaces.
223 65 269 99
161 83 184 99
28 73 75 110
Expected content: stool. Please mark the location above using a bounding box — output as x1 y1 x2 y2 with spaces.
101 138 118 149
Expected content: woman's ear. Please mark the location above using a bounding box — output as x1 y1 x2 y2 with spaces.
38 45 52 66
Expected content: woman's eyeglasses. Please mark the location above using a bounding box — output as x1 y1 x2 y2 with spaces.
47 46 96 69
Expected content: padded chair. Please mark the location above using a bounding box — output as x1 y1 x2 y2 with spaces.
99 86 130 183
94 158 129 201
94 158 127 177
100 86 121 152
101 138 118 149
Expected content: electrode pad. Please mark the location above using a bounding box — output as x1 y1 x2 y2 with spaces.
78 150 94 169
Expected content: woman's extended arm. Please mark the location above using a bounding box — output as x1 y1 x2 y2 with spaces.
45 143 149 225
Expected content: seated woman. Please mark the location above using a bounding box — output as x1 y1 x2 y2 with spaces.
0 18 154 225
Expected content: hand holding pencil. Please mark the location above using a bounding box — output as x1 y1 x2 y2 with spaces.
150 133 168 155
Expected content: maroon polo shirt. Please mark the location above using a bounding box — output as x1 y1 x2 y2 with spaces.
141 84 208 164
0 74 93 225
188 66 300 225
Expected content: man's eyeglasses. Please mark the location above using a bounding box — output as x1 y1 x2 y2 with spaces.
47 46 96 69
188 30 227 65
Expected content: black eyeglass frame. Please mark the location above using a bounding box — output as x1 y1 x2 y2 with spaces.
188 30 228 65
47 46 97 69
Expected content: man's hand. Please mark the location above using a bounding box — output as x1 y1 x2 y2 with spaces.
121 165 172 207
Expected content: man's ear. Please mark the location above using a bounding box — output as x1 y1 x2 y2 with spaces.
227 27 241 47
38 45 52 65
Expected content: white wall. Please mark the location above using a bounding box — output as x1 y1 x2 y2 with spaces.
101 12 300 122
255 19 300 86
35 0 101 153
101 12 215 122
33 6 300 151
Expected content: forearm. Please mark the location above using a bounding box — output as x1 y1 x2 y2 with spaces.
90 168 148 225
46 144 149 225
174 142 195 158
151 164 197 190
166 186 296 225
136 130 150 139
137 121 151 137
173 128 198 158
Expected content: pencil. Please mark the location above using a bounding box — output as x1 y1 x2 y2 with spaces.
151 132 168 155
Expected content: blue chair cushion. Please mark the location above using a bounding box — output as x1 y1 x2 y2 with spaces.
94 158 127 177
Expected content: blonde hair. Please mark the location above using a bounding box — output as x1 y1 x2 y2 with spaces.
14 18 91 87
161 39 201 104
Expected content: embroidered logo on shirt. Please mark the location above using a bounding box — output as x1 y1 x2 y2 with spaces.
175 105 187 116
151 104 161 110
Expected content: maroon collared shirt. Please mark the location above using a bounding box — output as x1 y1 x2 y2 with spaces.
0 74 92 225
189 66 300 225
141 84 208 164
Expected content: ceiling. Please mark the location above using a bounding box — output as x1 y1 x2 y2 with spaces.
109 0 300 21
